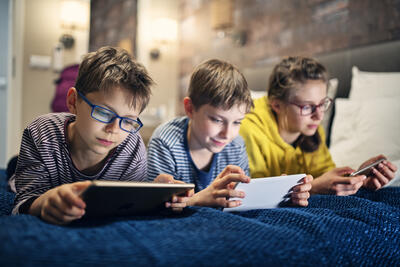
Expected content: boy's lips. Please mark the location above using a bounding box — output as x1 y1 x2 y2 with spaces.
211 138 226 147
97 138 114 146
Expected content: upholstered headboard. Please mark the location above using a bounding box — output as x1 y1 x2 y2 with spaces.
241 40 400 147
242 40 400 98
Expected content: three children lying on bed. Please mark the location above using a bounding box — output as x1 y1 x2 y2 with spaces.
9 46 397 224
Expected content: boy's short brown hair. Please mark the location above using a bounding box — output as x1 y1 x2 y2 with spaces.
188 59 253 112
75 46 153 113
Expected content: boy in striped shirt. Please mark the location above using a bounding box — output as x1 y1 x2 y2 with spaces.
148 59 313 208
11 46 186 224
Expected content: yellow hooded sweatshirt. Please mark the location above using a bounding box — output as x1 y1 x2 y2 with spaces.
240 97 335 178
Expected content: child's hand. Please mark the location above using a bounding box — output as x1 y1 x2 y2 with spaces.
29 181 91 225
187 165 250 208
361 155 398 190
311 167 366 196
154 174 194 212
290 175 313 206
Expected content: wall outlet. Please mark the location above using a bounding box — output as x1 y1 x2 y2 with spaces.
29 55 51 69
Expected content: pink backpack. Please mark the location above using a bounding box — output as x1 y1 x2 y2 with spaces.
51 64 79 112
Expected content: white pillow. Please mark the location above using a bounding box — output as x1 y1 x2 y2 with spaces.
330 98 400 169
250 90 266 99
350 66 400 100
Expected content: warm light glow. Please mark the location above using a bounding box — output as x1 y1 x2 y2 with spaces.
60 0 89 30
151 18 178 43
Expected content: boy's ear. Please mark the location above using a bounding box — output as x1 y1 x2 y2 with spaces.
183 97 194 118
66 87 78 114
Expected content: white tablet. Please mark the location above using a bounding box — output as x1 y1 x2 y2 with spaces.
223 174 305 212
80 180 195 218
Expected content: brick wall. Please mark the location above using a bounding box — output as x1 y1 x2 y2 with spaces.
178 0 400 102
89 0 137 55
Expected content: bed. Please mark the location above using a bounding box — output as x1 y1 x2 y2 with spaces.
2 41 400 265
1 169 400 266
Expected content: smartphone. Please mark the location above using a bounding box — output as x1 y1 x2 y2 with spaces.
349 158 385 177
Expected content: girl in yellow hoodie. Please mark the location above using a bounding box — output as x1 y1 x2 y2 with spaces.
240 56 397 196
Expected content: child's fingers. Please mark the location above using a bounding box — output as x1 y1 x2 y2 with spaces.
154 174 175 184
334 182 363 196
291 191 310 200
168 202 187 209
165 202 186 213
371 177 383 190
41 209 65 225
48 192 83 217
216 165 245 180
72 181 92 192
377 163 395 180
216 173 250 188
335 175 366 185
225 199 242 208
371 167 390 185
291 198 308 207
43 202 82 224
359 154 386 169
303 175 313 183
334 181 363 191
383 160 398 173
213 188 245 199
292 182 312 193
335 166 356 176
186 189 195 197
60 186 86 209
174 196 190 203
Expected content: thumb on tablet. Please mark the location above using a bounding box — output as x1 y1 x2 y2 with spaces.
154 174 176 184
72 181 92 195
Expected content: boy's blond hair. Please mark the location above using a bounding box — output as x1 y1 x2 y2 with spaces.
75 46 153 113
188 59 253 112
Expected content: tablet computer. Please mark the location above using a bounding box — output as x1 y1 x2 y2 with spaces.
80 180 195 218
223 174 305 212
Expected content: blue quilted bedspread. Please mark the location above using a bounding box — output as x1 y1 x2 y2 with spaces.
1 170 399 266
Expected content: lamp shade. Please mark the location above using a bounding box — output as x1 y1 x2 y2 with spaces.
151 18 178 43
60 0 89 30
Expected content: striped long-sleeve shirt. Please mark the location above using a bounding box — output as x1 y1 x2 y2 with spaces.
11 113 147 214
147 117 249 192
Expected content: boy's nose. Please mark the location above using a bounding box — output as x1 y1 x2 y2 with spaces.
105 118 120 133
218 125 230 139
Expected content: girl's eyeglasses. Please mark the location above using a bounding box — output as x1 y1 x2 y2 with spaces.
288 97 333 116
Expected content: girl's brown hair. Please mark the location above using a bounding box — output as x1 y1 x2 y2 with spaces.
268 56 329 152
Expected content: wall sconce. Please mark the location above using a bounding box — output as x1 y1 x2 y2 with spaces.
59 0 89 49
149 18 178 60
210 0 247 46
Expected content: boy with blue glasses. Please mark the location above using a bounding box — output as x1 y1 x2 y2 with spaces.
10 46 185 224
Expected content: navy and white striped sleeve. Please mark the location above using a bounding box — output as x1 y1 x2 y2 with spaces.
147 137 177 181
12 128 52 215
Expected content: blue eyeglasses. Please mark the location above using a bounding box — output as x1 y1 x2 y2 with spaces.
77 91 143 133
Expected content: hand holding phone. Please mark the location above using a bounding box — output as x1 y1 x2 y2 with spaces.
349 158 385 177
